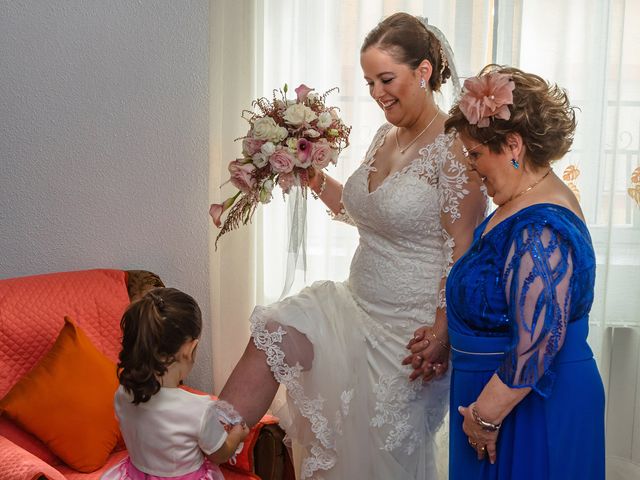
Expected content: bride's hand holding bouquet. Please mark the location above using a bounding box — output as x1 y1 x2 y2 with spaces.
210 84 351 246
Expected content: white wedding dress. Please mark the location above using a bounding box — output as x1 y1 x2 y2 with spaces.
250 124 482 479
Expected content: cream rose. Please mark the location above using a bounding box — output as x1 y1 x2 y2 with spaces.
252 117 281 141
284 103 317 126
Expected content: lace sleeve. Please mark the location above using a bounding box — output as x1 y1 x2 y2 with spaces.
436 135 487 309
496 223 573 396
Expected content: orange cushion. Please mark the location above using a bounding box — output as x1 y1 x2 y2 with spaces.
0 317 121 473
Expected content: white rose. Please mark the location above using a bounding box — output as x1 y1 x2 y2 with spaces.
303 128 321 138
261 142 276 156
273 126 288 143
284 103 317 126
252 152 269 168
317 111 333 129
253 117 280 141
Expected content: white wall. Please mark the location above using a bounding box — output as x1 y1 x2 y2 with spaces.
0 1 213 392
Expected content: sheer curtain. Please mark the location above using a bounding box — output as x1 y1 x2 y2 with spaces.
209 1 261 393
211 0 639 476
494 2 640 476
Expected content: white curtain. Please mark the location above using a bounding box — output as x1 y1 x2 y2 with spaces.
497 1 640 477
210 0 640 476
209 1 261 393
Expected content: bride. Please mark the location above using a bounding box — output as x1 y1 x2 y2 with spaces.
219 12 486 479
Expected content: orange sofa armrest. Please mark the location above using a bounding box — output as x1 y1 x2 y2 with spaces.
0 435 66 480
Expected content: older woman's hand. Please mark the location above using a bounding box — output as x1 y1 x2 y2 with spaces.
458 403 499 464
402 326 449 382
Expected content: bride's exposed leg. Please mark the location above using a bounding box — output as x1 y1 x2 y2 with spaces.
219 340 278 427
219 323 314 427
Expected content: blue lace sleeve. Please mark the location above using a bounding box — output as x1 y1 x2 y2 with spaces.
496 222 574 397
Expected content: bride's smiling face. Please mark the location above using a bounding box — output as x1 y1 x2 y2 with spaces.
360 46 425 128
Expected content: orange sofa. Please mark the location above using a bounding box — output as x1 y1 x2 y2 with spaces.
0 269 293 480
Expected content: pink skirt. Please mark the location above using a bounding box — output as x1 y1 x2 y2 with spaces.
100 457 224 480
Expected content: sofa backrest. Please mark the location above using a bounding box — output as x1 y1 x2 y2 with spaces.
0 269 131 397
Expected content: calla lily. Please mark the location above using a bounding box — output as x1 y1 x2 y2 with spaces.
295 84 313 102
209 193 238 228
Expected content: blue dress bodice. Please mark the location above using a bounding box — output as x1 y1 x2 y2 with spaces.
446 203 596 396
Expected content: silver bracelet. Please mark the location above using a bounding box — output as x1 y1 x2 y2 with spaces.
471 403 501 432
311 171 327 200
326 205 346 219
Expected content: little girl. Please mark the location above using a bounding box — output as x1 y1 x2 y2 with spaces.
101 287 249 480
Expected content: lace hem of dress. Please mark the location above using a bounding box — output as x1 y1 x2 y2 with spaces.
250 306 338 479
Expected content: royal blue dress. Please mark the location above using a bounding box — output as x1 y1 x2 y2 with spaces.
446 203 605 480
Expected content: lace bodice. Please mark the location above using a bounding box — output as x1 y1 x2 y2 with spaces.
342 123 484 321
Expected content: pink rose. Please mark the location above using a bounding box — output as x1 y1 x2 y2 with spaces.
242 136 265 157
310 141 333 169
296 138 313 167
459 72 515 127
277 172 295 194
295 84 313 102
269 148 295 173
209 195 236 228
228 160 257 193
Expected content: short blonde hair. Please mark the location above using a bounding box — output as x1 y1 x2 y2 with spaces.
445 65 577 168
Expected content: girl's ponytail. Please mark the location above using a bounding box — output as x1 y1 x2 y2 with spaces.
117 288 202 404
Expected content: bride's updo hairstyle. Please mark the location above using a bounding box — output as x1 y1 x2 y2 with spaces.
361 12 451 92
445 65 577 168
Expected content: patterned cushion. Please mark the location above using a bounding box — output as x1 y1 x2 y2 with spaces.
0 269 130 397
0 435 66 480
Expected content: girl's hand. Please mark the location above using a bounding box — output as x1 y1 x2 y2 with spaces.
402 326 449 382
228 422 250 443
207 422 250 465
458 404 499 464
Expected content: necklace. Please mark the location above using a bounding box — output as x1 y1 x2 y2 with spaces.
395 109 440 154
502 168 553 206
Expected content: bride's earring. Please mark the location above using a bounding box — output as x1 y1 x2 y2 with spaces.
419 78 427 89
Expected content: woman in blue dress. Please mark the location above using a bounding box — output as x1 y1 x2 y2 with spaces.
439 65 604 479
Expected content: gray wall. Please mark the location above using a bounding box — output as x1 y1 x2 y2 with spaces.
0 1 213 392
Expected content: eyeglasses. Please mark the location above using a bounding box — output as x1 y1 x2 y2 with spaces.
461 136 496 158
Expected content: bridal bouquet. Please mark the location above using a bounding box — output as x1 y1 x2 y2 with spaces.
210 84 351 246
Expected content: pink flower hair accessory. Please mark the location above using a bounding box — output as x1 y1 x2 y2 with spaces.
459 72 515 128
